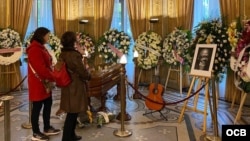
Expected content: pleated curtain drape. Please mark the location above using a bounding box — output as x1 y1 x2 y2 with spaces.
176 0 194 30
0 0 32 92
126 0 149 40
52 0 67 38
93 0 114 65
219 0 242 103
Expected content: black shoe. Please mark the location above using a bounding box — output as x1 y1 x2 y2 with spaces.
44 126 61 136
32 132 49 141
72 135 82 141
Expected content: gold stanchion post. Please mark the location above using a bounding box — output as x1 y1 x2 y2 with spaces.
1 95 14 141
133 50 140 99
114 55 132 137
21 101 32 129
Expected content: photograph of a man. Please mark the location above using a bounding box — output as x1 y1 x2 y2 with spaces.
194 47 213 71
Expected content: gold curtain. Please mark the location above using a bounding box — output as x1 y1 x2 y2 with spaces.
176 0 194 30
78 0 95 37
52 0 68 38
126 0 149 40
220 0 241 103
0 1 10 28
220 0 240 24
93 0 114 65
0 0 32 92
94 0 114 41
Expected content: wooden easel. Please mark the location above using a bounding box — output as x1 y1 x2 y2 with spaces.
164 64 183 97
232 91 248 124
178 75 210 133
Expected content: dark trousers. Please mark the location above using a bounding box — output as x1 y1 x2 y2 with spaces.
62 113 78 141
31 96 52 133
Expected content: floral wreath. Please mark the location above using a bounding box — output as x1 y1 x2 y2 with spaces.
0 28 23 65
233 20 250 92
76 32 95 58
134 31 162 70
190 19 231 81
97 29 130 63
162 28 192 70
24 32 62 64
0 28 22 49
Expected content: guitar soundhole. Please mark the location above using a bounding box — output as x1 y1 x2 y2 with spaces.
153 88 158 94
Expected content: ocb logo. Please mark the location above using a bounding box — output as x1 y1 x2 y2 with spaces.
226 129 246 136
222 125 250 141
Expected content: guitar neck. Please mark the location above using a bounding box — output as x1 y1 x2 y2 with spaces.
154 62 161 87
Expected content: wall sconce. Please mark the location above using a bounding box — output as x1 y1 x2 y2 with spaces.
119 54 127 64
79 19 89 24
149 18 159 23
133 50 139 58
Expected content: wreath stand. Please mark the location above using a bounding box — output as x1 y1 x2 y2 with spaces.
178 75 220 140
164 64 183 97
231 90 248 124
0 48 23 91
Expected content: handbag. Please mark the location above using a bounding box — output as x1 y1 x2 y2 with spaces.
52 60 72 87
29 63 53 93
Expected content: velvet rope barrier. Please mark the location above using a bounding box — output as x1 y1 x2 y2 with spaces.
126 80 207 106
0 75 27 96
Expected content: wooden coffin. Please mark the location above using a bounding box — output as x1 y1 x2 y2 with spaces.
87 63 124 111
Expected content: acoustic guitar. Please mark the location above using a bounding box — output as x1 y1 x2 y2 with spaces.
145 62 164 111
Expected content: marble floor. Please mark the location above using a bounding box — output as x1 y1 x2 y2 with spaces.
1 85 250 141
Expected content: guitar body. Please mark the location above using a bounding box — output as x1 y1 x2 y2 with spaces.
145 83 164 111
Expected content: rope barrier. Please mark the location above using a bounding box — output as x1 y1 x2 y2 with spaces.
0 75 27 96
126 80 207 106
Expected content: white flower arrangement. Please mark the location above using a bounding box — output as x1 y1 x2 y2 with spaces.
134 31 162 70
24 32 63 60
47 33 63 59
0 28 22 49
76 32 95 58
162 28 192 69
191 19 231 81
97 29 130 63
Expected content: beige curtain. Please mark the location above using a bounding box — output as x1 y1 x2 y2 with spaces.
52 0 68 38
0 0 32 92
220 0 241 103
220 0 240 24
94 0 114 40
10 0 33 40
93 0 114 65
176 0 194 30
0 1 10 28
126 0 149 40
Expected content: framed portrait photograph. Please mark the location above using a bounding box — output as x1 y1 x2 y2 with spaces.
190 44 217 78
